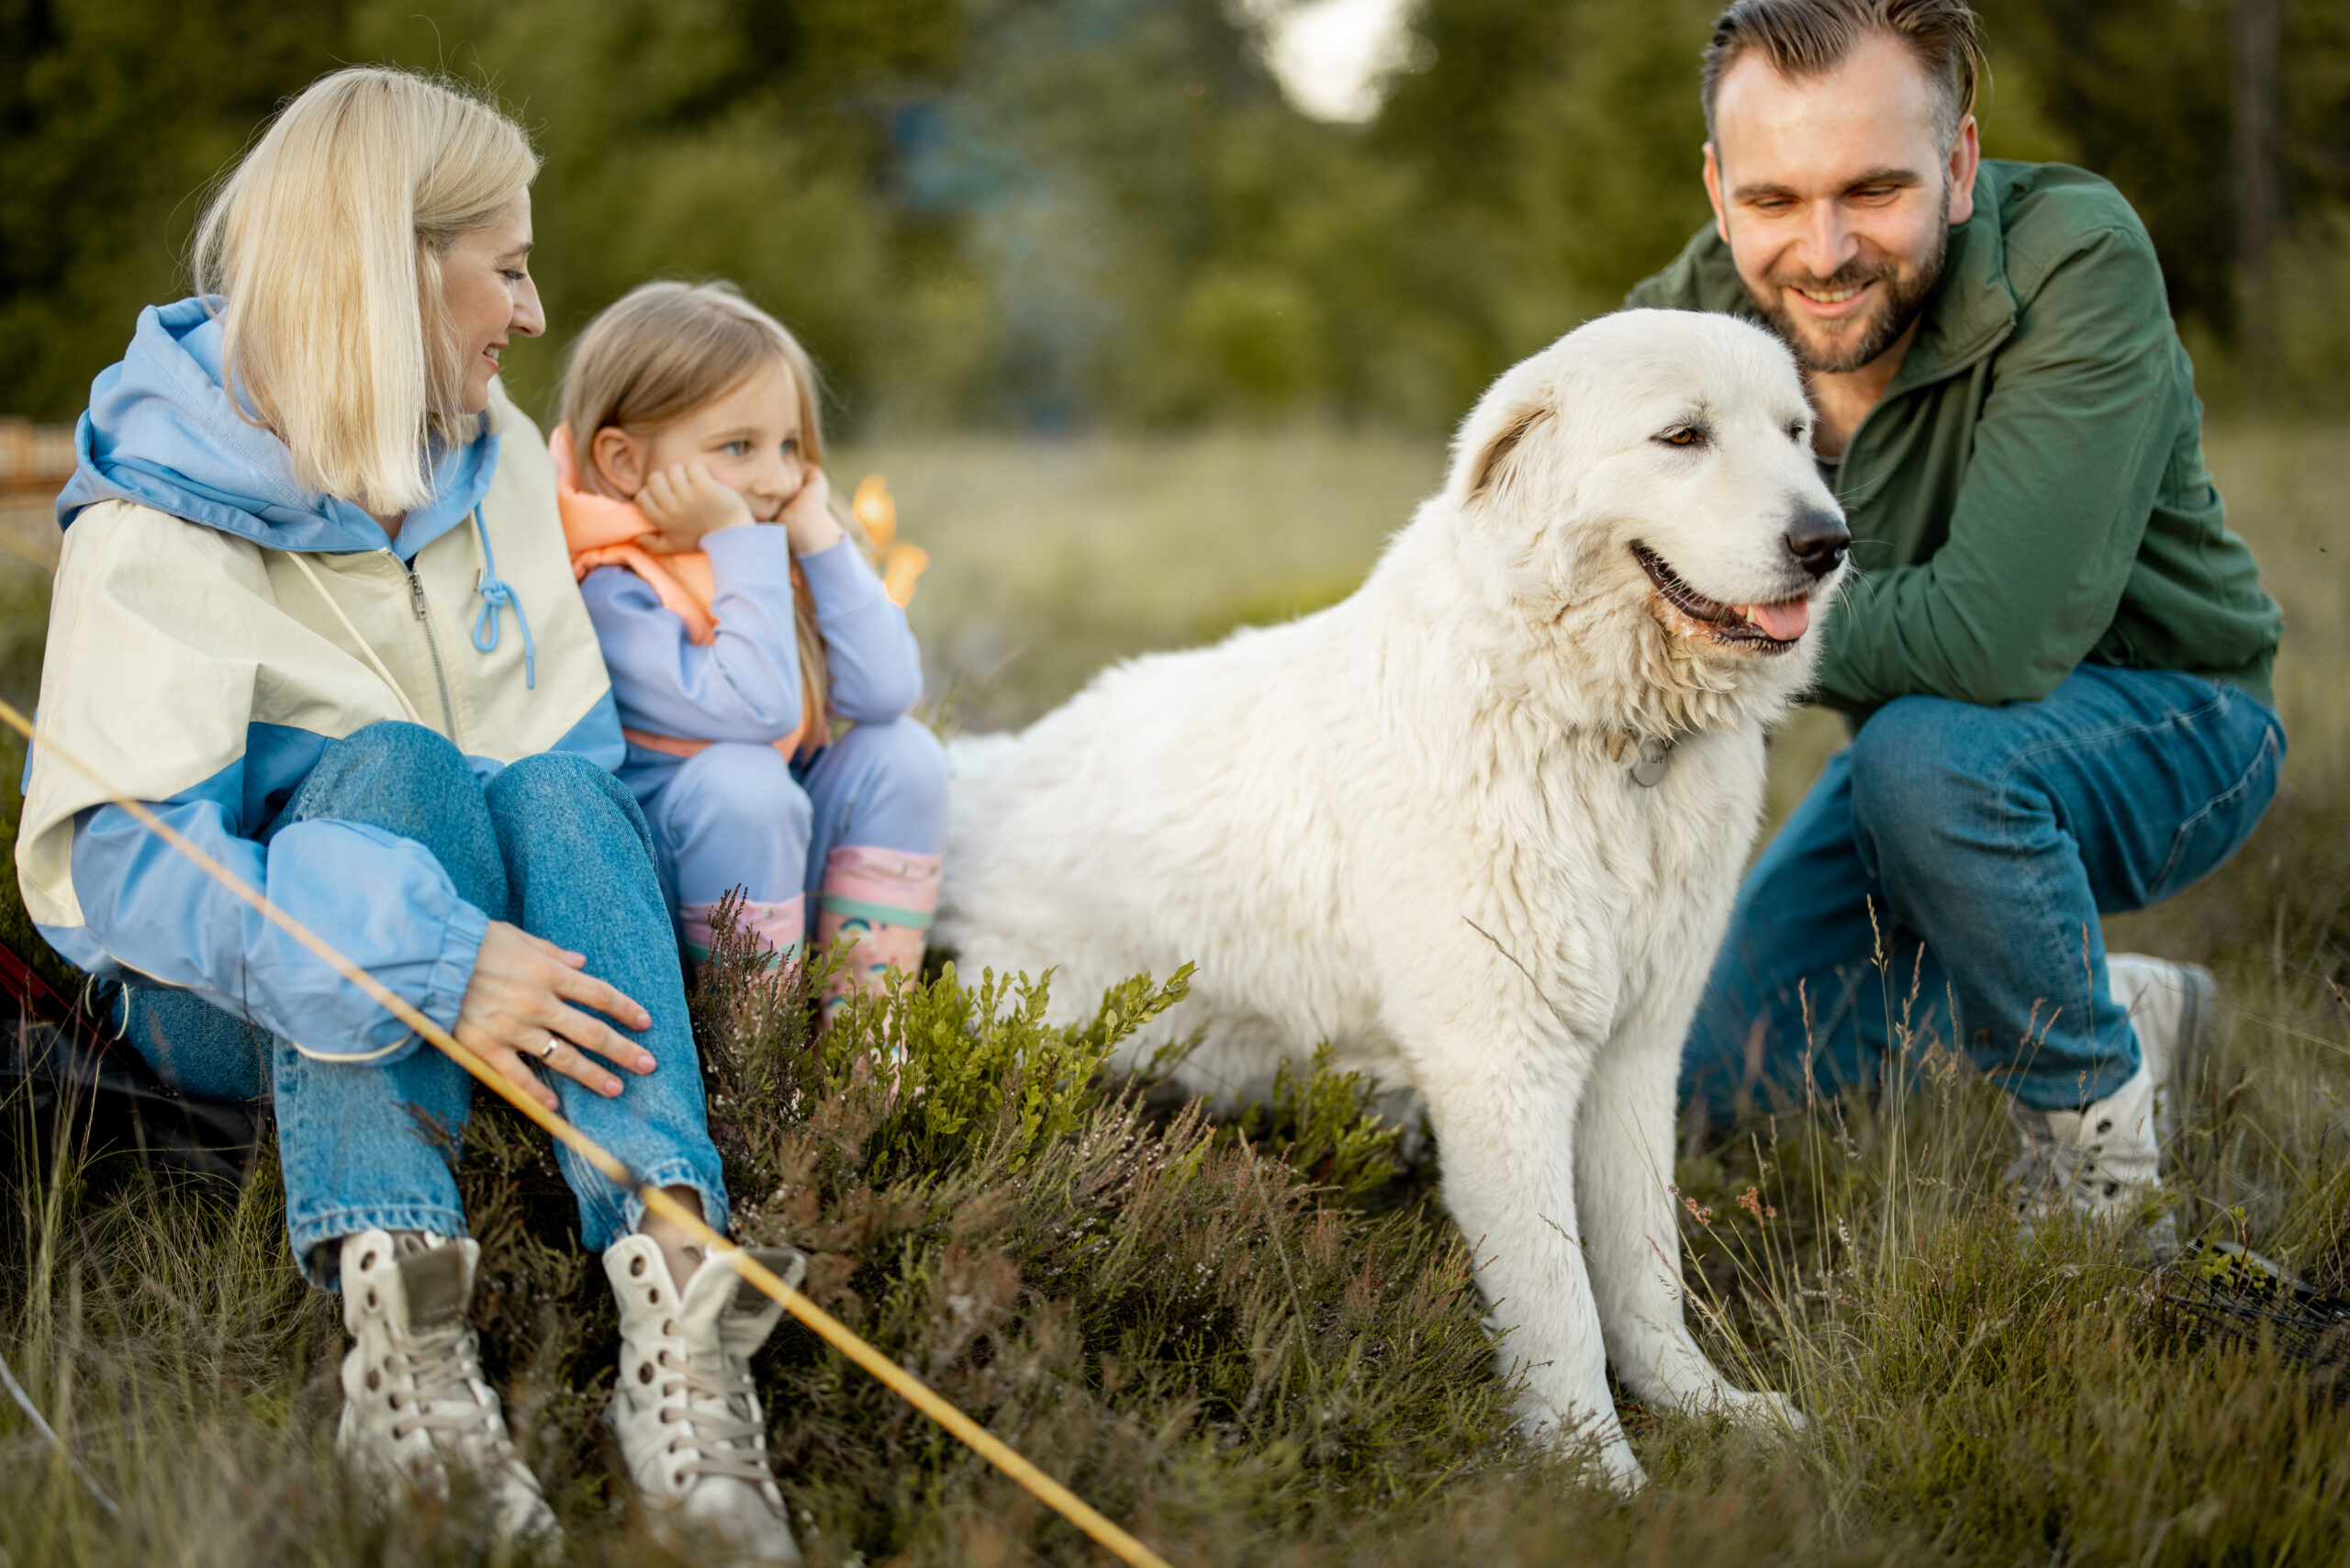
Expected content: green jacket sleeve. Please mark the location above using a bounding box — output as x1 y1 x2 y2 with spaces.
1812 225 2184 710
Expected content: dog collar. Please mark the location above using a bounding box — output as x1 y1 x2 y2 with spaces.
1605 730 1676 788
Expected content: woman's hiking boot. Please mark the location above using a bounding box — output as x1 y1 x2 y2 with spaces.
334 1229 560 1548
603 1234 808 1565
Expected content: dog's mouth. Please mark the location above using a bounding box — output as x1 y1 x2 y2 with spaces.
1631 543 1809 653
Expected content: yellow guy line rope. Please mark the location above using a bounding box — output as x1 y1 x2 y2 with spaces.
0 700 1169 1568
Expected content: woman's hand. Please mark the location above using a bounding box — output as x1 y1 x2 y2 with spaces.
453 920 660 1112
636 462 754 554
778 465 844 555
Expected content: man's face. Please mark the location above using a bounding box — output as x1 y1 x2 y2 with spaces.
1704 34 1978 375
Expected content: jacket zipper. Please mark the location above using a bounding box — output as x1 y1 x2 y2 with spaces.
399 554 461 738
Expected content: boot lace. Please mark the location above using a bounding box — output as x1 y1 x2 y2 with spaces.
386 1327 517 1469
2006 1116 2142 1213
652 1346 773 1485
2005 1141 2076 1204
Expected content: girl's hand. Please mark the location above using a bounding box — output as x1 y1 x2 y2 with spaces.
636 462 754 554
453 920 661 1112
778 466 844 556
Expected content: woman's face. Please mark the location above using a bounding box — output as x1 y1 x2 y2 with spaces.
436 192 544 415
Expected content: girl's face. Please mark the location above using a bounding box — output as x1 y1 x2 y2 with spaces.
594 363 808 520
436 192 544 415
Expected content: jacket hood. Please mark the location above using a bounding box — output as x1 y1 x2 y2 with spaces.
56 296 498 559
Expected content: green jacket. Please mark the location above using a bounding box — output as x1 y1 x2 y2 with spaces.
1627 159 2281 713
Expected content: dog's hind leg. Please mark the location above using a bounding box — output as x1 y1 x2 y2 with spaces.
1575 996 1806 1432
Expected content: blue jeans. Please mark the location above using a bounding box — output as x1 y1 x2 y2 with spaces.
1681 666 2284 1119
115 722 729 1285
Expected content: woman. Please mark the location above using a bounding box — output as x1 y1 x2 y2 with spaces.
19 68 800 1562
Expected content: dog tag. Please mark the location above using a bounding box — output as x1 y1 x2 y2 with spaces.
1630 734 1673 788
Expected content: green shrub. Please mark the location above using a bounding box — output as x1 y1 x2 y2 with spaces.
1224 1043 1404 1205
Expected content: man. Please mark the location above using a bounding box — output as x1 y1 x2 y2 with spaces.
1629 0 2285 1221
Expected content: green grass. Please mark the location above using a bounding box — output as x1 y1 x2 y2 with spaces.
845 426 1440 732
3 421 2346 1565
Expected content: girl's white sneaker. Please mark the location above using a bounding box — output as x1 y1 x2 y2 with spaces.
603 1234 808 1565
334 1229 559 1547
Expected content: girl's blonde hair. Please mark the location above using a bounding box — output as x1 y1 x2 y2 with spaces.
194 67 539 514
560 281 850 735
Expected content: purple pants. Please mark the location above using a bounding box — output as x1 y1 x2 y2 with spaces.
622 715 948 958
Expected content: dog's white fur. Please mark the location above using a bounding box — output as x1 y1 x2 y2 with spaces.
935 309 1846 1490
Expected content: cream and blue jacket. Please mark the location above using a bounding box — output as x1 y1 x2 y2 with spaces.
17 297 622 1064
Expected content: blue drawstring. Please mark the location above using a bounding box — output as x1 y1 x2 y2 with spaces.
467 505 536 689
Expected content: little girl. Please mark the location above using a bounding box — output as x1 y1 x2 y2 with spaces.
554 281 948 1005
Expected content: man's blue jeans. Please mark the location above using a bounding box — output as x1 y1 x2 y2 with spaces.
1681 665 2285 1120
115 722 729 1284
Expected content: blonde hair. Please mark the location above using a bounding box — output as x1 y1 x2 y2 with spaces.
561 280 852 734
194 67 539 514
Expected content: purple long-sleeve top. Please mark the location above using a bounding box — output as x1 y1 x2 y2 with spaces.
579 524 923 745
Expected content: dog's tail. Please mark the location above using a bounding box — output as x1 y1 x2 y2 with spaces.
936 730 1024 934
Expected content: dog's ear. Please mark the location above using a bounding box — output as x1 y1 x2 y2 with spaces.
1463 405 1550 506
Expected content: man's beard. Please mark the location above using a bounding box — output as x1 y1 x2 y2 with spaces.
1744 191 1951 375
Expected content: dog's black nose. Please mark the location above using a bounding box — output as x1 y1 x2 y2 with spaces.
1784 508 1851 580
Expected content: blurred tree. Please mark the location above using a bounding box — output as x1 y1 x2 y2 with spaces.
1964 0 2350 381
912 0 1340 426
0 0 349 420
351 0 974 426
1 0 2344 430
1368 0 1724 417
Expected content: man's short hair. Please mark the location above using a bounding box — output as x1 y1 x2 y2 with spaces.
1701 0 1985 148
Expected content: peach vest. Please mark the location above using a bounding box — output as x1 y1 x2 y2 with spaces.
550 424 925 762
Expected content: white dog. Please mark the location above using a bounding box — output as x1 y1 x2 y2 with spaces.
934 309 1849 1490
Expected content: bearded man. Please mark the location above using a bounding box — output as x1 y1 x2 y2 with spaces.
1632 0 2285 1223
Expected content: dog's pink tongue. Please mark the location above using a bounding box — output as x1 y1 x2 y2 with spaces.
1745 599 1810 641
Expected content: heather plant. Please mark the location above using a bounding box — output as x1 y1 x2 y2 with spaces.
669 904 1509 1561
12 904 2345 1567
1224 1043 1405 1206
1 421 2345 1564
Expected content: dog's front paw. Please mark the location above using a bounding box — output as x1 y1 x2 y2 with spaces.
1514 1398 1650 1495
1583 1438 1649 1495
1713 1385 1807 1432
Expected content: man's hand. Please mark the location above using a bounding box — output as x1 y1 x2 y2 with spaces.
635 462 755 554
453 920 660 1111
778 466 844 556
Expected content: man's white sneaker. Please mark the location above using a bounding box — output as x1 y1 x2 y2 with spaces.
334 1230 559 1546
2005 1062 2163 1223
2107 952 2216 1146
604 1235 808 1565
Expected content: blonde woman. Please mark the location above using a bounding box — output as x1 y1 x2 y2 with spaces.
21 68 804 1562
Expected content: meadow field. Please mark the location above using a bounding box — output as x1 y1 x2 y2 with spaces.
2 420 2345 1566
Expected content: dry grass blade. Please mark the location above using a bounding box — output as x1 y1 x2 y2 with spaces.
3 422 2345 1564
0 698 1172 1568
0 1346 121 1519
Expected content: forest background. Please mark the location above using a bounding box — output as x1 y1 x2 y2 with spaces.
5 0 2349 442
6 6 2350 1562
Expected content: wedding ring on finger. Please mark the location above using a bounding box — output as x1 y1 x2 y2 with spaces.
535 1036 560 1063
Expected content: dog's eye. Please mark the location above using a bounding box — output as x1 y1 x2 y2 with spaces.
1787 423 1807 443
1656 426 1706 449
